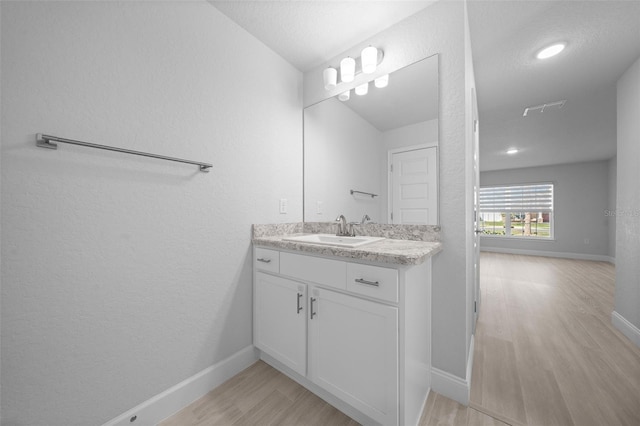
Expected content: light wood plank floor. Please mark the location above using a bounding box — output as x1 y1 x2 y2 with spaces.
162 252 640 426
471 252 640 426
160 360 505 426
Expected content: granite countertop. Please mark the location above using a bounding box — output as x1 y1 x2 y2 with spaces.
253 233 442 266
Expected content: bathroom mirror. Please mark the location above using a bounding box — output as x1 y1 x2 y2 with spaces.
304 54 439 224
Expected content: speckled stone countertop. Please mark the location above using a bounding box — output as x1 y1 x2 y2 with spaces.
252 223 442 266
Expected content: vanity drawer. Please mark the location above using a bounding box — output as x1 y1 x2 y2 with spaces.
280 252 346 290
346 263 398 303
254 248 280 273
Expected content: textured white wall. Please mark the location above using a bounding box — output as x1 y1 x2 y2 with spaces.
615 56 640 330
304 97 382 223
305 1 471 380
463 1 478 376
480 160 612 258
0 1 302 424
381 119 438 152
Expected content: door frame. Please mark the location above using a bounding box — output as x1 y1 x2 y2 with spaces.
472 89 481 332
387 142 439 224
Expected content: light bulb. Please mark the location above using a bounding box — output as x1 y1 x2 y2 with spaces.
361 46 378 74
338 90 350 101
374 74 389 88
323 67 337 90
536 43 566 59
355 83 368 96
340 57 356 83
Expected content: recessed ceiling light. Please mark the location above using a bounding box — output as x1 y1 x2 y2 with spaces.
536 43 566 60
507 148 519 155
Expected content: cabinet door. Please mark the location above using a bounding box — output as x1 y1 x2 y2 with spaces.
309 287 398 425
254 272 307 376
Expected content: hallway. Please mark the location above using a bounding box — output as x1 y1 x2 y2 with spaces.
471 253 640 425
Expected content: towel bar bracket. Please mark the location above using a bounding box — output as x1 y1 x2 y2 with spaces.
36 137 58 150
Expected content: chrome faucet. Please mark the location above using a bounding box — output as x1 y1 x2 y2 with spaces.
335 215 353 236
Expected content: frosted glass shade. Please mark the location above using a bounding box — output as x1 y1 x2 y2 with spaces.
323 67 337 90
338 90 350 102
361 46 378 74
340 57 356 83
536 43 566 59
374 74 389 88
355 83 368 96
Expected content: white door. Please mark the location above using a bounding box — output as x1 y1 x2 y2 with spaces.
308 287 398 425
254 272 307 376
472 89 481 331
390 147 438 224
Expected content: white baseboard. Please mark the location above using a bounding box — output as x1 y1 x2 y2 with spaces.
612 311 640 348
431 335 473 406
466 334 474 398
431 369 469 406
102 345 258 426
481 246 613 263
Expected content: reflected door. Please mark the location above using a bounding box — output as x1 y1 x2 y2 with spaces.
390 147 437 224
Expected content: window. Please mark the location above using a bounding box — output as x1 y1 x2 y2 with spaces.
479 183 554 239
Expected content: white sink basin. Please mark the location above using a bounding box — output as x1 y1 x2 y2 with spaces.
283 234 385 248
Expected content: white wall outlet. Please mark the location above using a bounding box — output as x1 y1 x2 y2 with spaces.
279 198 287 214
584 238 590 245
316 200 323 215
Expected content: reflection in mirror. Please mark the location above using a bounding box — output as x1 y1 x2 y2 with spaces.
304 54 439 225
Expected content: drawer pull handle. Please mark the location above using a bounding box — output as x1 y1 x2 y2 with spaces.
297 292 303 314
310 297 317 319
257 258 271 263
355 278 380 287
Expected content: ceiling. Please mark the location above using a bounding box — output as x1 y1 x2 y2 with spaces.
208 1 436 72
468 0 640 171
210 0 640 171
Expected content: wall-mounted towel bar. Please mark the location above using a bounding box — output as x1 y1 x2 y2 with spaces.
350 189 378 198
36 133 212 172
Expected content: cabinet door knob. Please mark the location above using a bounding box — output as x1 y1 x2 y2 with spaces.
297 292 303 314
310 297 317 319
355 278 380 287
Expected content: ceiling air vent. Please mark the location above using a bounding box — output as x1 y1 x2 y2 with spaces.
523 100 566 117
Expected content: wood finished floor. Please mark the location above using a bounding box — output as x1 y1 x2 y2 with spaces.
160 359 504 426
471 252 640 426
162 253 640 425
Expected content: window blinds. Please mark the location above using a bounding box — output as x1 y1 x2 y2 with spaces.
479 183 554 213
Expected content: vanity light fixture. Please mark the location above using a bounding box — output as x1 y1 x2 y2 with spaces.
338 90 350 102
355 82 369 96
323 67 337 90
374 74 389 88
340 57 356 83
323 46 385 92
536 42 566 59
506 148 519 155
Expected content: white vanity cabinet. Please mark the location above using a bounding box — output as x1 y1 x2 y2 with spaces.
309 286 399 425
253 246 432 426
254 272 307 376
